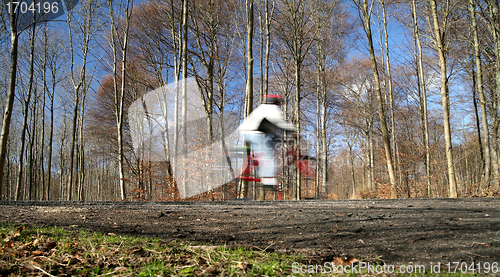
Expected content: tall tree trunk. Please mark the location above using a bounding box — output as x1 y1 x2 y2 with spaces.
172 0 182 177
15 22 37 200
46 55 57 200
316 37 328 196
181 0 188 197
349 141 355 197
411 0 432 197
0 1 19 199
109 0 133 200
41 30 48 200
487 0 500 183
357 0 397 198
245 0 254 118
66 1 92 200
264 0 272 102
68 89 79 200
429 0 457 197
381 0 403 196
470 0 491 188
77 89 87 200
381 0 396 169
28 89 38 200
240 0 254 200
293 62 301 200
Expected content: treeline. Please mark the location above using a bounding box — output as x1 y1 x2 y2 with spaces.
0 0 499 201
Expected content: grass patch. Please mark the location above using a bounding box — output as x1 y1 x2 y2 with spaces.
0 224 302 276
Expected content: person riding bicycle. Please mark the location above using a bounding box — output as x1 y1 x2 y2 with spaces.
238 95 296 187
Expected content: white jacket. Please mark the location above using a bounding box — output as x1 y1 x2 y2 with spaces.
238 104 295 135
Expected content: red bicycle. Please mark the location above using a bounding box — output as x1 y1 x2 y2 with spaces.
233 136 316 200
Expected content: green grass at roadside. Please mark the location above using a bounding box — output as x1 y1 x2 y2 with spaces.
0 224 301 276
0 224 482 276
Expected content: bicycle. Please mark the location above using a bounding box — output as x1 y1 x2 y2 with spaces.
231 135 316 200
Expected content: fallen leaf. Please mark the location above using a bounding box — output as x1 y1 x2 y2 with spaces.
206 267 218 274
237 262 252 270
332 257 359 266
13 226 25 237
32 238 40 246
4 240 13 248
44 241 57 252
32 250 43 256
107 233 116 236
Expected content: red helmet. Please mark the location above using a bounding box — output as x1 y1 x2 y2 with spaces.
263 94 283 105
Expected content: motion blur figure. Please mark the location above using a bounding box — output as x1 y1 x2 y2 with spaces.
238 95 295 187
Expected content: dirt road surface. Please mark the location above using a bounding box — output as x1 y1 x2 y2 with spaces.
1 198 499 269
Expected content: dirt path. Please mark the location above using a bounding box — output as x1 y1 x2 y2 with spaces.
1 198 499 269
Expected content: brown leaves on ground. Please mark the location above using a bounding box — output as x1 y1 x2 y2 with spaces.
0 226 139 276
1 227 67 276
332 256 360 266
0 225 277 276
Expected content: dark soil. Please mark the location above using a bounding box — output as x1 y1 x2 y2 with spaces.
1 198 499 268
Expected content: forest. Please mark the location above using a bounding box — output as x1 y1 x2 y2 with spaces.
0 0 499 201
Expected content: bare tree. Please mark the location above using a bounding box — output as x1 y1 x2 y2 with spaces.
15 17 37 200
65 0 100 200
428 0 458 197
379 0 398 190
0 0 20 199
244 0 254 118
108 0 134 200
485 0 500 184
274 0 318 200
469 0 491 188
245 0 256 199
181 0 188 197
354 0 397 198
410 0 432 197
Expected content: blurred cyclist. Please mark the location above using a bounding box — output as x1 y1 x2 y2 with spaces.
238 95 296 187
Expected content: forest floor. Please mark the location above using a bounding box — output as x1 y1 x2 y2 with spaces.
0 198 499 271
